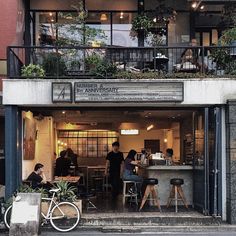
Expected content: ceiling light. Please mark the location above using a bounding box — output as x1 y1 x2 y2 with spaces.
120 12 124 19
57 140 61 144
121 129 139 135
147 124 154 131
191 2 197 9
164 138 167 143
100 13 107 21
200 5 204 10
50 18 54 22
49 12 53 16
62 111 66 114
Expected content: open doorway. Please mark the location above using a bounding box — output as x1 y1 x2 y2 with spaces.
20 107 220 215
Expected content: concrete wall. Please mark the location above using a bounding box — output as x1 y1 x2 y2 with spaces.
226 100 236 224
3 79 236 106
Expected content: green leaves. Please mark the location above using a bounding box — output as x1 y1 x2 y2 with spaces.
21 64 45 78
53 181 77 202
130 15 154 39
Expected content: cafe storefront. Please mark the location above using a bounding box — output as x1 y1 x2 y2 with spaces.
3 78 233 221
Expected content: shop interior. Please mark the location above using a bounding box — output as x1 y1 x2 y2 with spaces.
21 108 205 212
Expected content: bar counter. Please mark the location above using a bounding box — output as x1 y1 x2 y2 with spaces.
139 165 193 206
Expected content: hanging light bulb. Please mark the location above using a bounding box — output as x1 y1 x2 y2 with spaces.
200 5 204 10
120 12 124 19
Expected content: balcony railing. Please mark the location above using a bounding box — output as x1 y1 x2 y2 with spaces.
7 45 236 79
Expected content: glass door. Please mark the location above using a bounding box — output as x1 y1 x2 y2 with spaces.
193 107 222 216
208 107 222 216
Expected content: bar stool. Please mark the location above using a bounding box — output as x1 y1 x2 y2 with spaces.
166 178 188 213
139 178 161 211
122 180 138 205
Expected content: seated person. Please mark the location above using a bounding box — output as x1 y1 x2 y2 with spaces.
27 163 49 189
55 150 71 177
123 149 143 183
180 38 208 72
165 148 174 165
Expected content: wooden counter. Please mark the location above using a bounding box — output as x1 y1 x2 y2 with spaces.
139 165 193 206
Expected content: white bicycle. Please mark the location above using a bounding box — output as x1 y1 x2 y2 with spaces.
4 188 81 232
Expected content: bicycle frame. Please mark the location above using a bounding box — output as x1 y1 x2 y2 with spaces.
41 192 65 221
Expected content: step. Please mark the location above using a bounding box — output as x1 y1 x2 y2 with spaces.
80 212 222 227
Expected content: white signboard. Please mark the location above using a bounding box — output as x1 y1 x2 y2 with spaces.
74 82 183 103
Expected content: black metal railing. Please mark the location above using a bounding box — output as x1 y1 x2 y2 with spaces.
7 45 236 79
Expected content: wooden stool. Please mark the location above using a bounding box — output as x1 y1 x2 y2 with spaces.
166 178 188 212
139 178 161 211
122 181 138 205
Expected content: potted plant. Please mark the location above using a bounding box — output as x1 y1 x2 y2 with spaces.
91 59 117 78
53 181 82 214
42 53 67 77
209 46 231 75
21 64 45 78
130 15 154 40
70 60 81 71
220 27 236 56
85 53 102 71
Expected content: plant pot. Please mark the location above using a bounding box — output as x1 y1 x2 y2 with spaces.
41 201 49 215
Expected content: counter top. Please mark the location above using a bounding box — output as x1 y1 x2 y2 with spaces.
143 165 193 170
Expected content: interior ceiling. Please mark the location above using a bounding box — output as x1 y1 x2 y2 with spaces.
49 110 194 130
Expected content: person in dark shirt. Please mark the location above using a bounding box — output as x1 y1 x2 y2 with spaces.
123 149 143 183
55 150 71 177
105 141 124 199
27 163 46 189
66 148 78 175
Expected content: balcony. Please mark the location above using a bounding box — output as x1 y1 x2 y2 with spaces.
7 45 236 80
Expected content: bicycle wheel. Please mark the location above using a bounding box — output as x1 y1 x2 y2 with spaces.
50 201 80 232
4 205 12 229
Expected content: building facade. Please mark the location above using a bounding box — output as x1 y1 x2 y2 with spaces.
2 0 236 225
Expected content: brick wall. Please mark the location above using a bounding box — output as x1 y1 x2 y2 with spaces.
0 0 24 59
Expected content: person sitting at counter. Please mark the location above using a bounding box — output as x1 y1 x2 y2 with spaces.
165 148 174 165
123 149 143 183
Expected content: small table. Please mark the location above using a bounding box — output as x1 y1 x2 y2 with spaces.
53 176 81 183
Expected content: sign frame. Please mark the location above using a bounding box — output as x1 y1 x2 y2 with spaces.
52 82 73 103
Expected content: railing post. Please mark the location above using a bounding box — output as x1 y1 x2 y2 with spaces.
154 47 156 72
201 46 205 74
7 47 11 78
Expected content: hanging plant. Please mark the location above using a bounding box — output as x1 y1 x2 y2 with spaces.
130 15 154 39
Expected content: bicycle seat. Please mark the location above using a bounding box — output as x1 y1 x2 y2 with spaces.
49 188 60 193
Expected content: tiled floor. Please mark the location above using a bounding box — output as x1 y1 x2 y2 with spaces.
83 192 194 214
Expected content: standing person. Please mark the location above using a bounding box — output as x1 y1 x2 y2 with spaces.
55 150 71 176
66 148 78 175
105 141 124 199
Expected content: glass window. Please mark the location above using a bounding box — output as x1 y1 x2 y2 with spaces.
86 12 111 46
112 12 137 47
35 12 56 46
